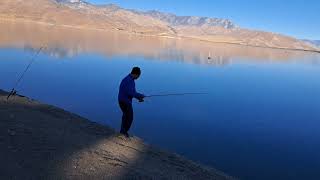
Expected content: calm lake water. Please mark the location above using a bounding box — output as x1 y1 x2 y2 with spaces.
1 21 320 180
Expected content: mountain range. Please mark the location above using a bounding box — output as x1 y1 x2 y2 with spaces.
301 40 320 47
0 0 319 52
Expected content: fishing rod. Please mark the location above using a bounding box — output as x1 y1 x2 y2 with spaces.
145 92 208 98
7 1 58 101
7 47 44 100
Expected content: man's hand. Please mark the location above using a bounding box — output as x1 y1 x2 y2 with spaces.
138 97 144 102
138 94 146 102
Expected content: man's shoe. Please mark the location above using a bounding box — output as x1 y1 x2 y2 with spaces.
120 131 130 138
124 132 130 138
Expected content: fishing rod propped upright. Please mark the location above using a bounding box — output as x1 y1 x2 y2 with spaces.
7 47 44 100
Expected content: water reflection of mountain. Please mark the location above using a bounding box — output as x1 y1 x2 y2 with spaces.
1 20 319 66
24 45 74 58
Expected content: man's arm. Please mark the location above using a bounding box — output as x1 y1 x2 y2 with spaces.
126 81 145 100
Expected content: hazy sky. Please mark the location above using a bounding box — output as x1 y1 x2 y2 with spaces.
87 0 319 40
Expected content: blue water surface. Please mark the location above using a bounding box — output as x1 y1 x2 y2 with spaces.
0 47 320 180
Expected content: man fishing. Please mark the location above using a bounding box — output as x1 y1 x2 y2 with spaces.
118 67 145 137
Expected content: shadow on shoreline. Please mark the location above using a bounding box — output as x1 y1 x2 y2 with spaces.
0 90 233 179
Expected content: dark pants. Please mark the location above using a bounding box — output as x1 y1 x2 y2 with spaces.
119 101 133 133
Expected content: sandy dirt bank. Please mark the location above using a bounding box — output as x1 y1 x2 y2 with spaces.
0 89 234 180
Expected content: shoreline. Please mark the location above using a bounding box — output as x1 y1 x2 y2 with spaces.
0 89 234 179
1 17 319 54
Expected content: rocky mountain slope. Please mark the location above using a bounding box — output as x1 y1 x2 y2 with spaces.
0 0 319 52
136 10 237 29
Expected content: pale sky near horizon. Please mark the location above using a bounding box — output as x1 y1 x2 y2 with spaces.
87 0 319 40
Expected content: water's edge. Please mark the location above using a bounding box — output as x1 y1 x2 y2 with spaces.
0 89 235 179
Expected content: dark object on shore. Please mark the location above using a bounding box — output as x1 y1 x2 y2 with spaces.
7 89 17 100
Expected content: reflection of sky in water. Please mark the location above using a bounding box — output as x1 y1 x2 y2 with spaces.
1 21 320 180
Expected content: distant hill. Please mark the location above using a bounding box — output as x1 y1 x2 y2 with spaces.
301 40 320 47
0 0 319 52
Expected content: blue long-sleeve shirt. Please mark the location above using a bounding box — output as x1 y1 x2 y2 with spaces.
118 74 144 104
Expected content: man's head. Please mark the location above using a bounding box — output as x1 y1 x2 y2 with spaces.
131 67 141 80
